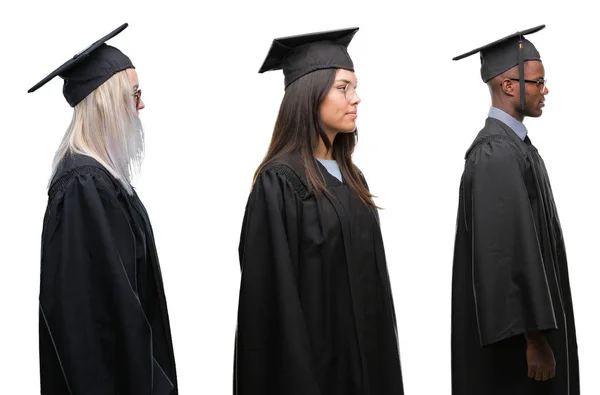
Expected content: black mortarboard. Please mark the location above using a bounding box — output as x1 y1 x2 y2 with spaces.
28 23 134 107
259 27 359 89
453 25 545 110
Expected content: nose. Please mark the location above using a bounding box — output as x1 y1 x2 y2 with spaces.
542 86 549 96
138 98 145 111
351 91 361 105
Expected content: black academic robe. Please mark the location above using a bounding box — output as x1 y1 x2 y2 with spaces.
452 118 579 395
234 154 404 395
39 153 178 395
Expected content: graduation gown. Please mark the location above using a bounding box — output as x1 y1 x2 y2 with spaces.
234 154 404 395
451 118 579 395
39 153 178 395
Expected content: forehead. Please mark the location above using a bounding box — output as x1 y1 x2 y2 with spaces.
125 68 139 86
335 68 357 82
525 60 545 76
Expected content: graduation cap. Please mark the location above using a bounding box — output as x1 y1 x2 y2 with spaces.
453 25 545 110
28 23 134 107
259 27 359 89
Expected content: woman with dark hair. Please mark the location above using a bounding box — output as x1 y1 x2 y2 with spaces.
234 28 404 395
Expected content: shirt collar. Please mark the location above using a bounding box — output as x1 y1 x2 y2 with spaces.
488 107 528 141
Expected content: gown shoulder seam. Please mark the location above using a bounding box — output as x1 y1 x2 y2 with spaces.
48 165 121 200
264 163 310 200
466 134 514 158
466 134 527 167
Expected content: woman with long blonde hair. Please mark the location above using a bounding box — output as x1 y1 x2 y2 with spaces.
30 24 177 395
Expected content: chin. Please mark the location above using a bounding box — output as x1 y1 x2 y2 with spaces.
528 109 543 118
338 122 356 133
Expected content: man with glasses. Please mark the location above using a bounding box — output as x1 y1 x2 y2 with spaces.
450 25 579 395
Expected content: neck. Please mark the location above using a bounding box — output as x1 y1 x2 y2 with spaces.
315 131 338 160
491 97 524 123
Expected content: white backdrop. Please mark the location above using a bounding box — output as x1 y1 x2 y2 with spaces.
1 1 598 394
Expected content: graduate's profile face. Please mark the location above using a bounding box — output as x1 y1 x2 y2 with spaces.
320 69 361 135
522 61 548 118
126 68 145 114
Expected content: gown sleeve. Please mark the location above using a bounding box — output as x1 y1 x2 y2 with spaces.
234 167 321 395
39 168 173 395
467 141 556 346
468 139 558 346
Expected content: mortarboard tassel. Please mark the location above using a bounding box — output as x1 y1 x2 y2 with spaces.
518 37 526 111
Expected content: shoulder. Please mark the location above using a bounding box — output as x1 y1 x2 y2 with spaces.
256 153 310 200
466 117 526 160
267 152 304 177
49 153 121 201
465 124 525 171
268 153 309 199
464 135 527 186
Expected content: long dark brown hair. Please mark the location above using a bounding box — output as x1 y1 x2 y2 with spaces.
253 68 375 208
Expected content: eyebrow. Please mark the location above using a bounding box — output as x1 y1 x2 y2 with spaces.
335 79 357 84
133 84 139 90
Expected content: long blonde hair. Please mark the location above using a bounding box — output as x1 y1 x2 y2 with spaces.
50 70 144 194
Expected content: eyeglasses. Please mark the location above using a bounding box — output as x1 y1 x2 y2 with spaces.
334 82 358 101
133 89 142 109
508 78 547 92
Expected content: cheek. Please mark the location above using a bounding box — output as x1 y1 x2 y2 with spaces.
527 89 540 107
527 86 541 99
322 99 346 123
320 94 356 132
